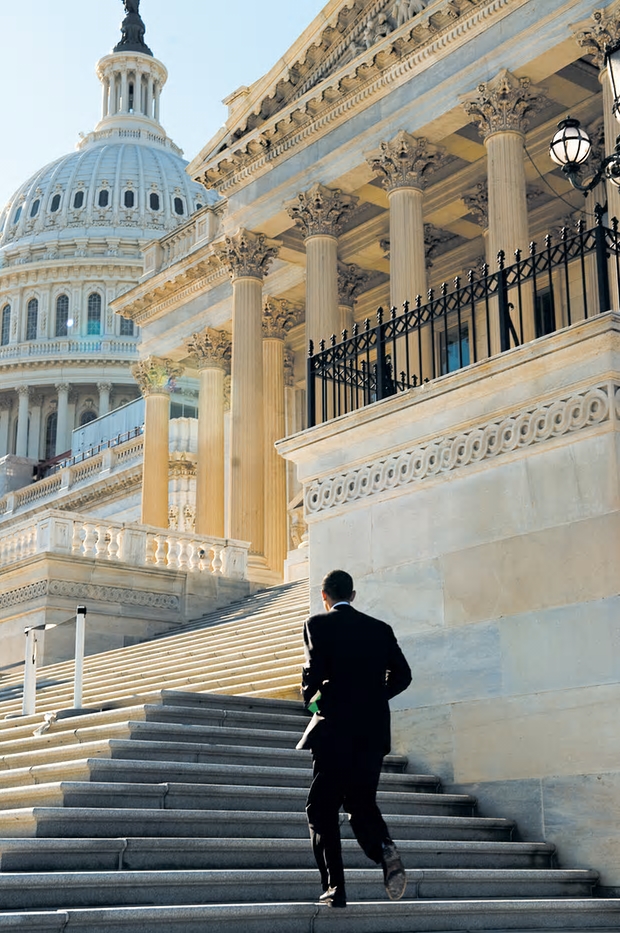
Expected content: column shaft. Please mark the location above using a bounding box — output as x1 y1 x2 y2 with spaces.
141 392 170 528
16 390 29 458
305 234 339 348
28 400 42 460
55 386 70 456
121 72 129 113
263 337 287 574
195 367 225 538
0 407 9 458
389 186 427 310
98 385 111 417
229 276 264 554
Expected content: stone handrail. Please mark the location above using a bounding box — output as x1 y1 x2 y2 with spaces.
0 338 138 362
0 509 249 580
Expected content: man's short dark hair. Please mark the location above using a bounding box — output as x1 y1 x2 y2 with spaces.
321 569 354 602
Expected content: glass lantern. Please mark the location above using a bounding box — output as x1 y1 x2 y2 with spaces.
549 117 592 167
606 44 620 123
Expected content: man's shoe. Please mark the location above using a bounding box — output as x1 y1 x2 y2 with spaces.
381 842 406 900
319 885 347 908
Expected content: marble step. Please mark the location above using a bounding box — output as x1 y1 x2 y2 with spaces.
0 867 599 910
0 782 475 817
0 756 439 794
0 736 408 774
1 899 619 933
0 837 558 873
0 807 515 841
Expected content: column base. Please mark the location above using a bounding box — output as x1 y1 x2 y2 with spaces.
247 553 282 586
284 546 309 583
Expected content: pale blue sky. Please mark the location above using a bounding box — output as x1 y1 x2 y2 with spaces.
0 0 327 208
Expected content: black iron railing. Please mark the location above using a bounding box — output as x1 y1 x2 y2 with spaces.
307 210 620 427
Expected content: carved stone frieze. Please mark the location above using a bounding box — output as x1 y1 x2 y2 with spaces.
186 327 231 371
305 384 614 514
463 181 489 227
367 131 446 191
262 297 304 340
337 261 370 307
131 356 184 397
286 183 358 239
462 69 547 139
213 229 279 281
47 580 180 610
0 581 48 609
575 4 620 70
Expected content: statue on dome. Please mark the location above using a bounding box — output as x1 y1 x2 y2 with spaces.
114 0 153 56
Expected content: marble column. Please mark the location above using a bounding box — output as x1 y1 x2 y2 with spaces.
286 183 357 349
463 70 546 348
55 384 70 456
15 387 30 458
368 132 445 312
28 395 43 461
186 328 231 539
262 299 302 574
0 397 10 458
97 382 112 417
132 356 183 528
214 229 279 557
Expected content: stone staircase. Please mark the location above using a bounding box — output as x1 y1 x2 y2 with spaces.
0 581 618 930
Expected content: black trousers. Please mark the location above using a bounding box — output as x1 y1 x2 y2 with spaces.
305 735 391 890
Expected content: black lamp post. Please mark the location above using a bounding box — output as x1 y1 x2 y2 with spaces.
549 43 620 192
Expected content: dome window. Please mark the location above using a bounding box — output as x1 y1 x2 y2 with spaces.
196 203 203 211
80 410 97 426
30 199 40 218
26 298 38 341
120 316 134 337
124 190 135 209
98 190 110 208
174 197 185 216
149 192 160 211
55 294 70 337
73 191 85 210
13 207 22 224
87 293 102 336
50 194 61 213
45 412 57 460
1 305 11 346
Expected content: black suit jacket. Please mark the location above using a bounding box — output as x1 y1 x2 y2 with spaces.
296 603 412 756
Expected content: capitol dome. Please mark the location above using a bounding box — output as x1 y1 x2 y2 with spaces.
0 1 212 469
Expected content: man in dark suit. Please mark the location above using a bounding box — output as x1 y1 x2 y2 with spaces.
296 569 412 908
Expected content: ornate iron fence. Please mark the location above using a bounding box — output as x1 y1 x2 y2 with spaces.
307 209 620 427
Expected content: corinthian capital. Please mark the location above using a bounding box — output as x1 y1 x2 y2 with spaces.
575 5 620 70
463 181 489 228
186 328 231 371
462 70 547 139
367 131 446 191
286 183 358 238
132 356 184 397
337 261 370 307
213 229 279 281
262 297 304 340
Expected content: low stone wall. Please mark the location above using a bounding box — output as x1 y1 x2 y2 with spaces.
279 311 620 888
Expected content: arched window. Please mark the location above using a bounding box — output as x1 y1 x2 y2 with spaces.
30 199 40 218
120 316 134 337
13 206 21 224
50 194 61 213
73 191 84 209
26 298 38 341
87 293 102 336
1 305 11 346
149 192 160 211
80 410 97 426
45 412 57 460
55 295 69 337
174 197 185 216
196 202 203 211
98 190 110 208
124 190 135 208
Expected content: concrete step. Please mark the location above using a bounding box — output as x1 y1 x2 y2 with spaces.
0 736 408 774
0 757 440 794
0 807 515 841
0 837 558 872
0 867 599 909
0 899 619 933
0 782 474 817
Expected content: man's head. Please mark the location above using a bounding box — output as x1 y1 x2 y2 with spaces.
321 569 355 610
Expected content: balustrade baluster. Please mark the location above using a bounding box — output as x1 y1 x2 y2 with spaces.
83 522 98 558
107 526 120 561
211 546 222 575
153 534 167 567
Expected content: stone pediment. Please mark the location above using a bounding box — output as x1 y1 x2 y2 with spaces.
190 0 485 192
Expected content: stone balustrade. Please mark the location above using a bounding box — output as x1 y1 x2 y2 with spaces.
0 509 249 580
0 338 138 362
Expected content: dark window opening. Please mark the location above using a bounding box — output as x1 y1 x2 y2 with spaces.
45 412 57 460
535 288 556 338
30 199 40 218
98 189 110 208
26 298 38 341
124 190 135 208
73 191 84 209
196 203 203 211
13 207 21 224
170 402 197 419
1 305 11 346
128 82 134 112
87 293 102 336
80 410 97 426
120 316 134 336
174 197 185 216
149 192 160 211
55 295 69 337
50 194 61 213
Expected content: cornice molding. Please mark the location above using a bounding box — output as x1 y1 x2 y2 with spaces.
305 382 616 515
